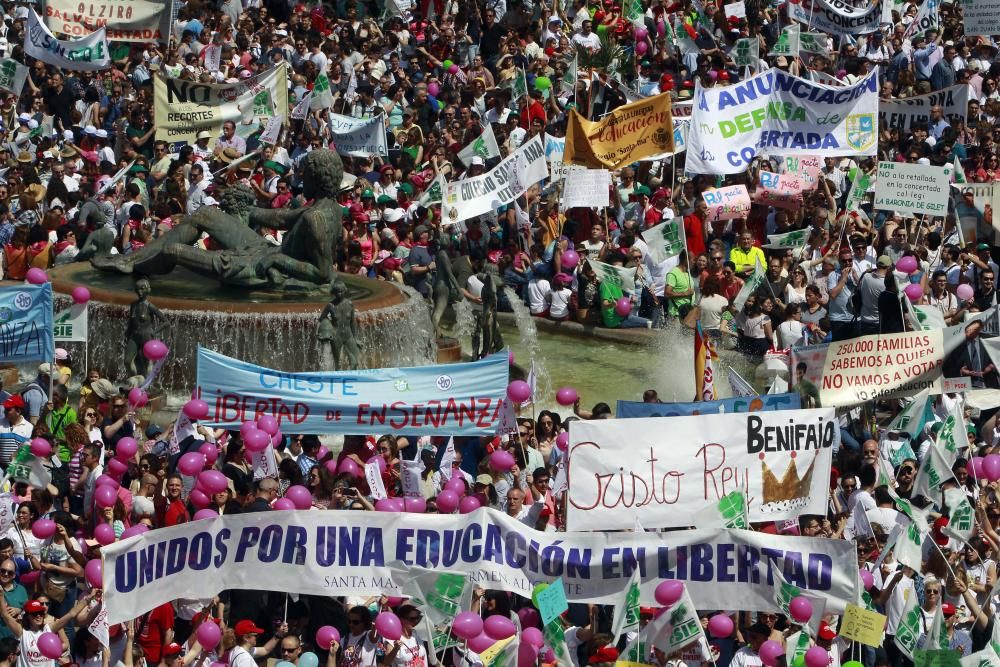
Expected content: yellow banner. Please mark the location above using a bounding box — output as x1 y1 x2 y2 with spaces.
838 603 887 647
563 92 674 170
478 636 514 665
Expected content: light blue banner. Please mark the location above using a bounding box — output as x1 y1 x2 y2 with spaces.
616 392 801 418
196 347 510 436
0 284 53 363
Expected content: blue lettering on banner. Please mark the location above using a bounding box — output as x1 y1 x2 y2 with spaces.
616 393 801 418
0 284 54 363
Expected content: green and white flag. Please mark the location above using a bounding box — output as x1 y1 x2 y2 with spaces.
457 124 501 167
561 55 578 94
895 590 922 659
394 566 472 627
310 72 334 111
588 258 638 292
611 569 642 644
641 219 686 265
785 630 813 666
629 586 707 659
954 156 967 184
799 33 830 57
733 257 766 310
925 603 948 651
769 24 800 56
846 170 873 211
542 620 572 665
961 646 1000 667
888 388 933 440
911 304 947 331
763 228 810 250
912 439 952 501
733 38 759 68
942 486 976 543
771 560 825 636
0 58 27 96
419 173 446 207
502 68 528 101
936 403 969 460
624 0 645 23
693 490 749 529
883 513 928 572
291 91 313 120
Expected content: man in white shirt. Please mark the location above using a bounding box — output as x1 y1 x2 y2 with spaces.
730 621 768 667
229 619 288 667
571 20 601 51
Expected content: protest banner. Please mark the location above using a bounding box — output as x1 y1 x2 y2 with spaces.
754 172 805 209
154 65 288 149
0 284 54 363
788 0 881 35
327 113 388 158
53 303 87 343
566 408 836 530
0 58 27 96
42 0 172 41
25 8 109 71
965 0 1000 35
874 161 952 217
878 85 969 131
641 219 686 265
781 155 823 189
561 168 611 210
687 68 879 174
799 33 831 58
616 393 801 417
733 38 759 68
903 0 940 41
563 92 674 170
763 229 811 251
441 136 547 225
703 185 751 222
792 308 997 406
99 508 859 624
810 70 846 87
195 347 509 436
587 258 638 292
259 115 283 146
724 1 746 18
544 134 566 162
769 25 800 57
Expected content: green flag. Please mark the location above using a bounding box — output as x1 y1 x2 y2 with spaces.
954 156 967 184
457 124 501 166
310 72 333 110
769 25 800 56
640 219 686 265
846 169 873 211
772 562 825 636
733 38 759 68
693 490 749 529
942 487 976 543
733 257 766 310
895 588 922 659
611 569 642 644
763 228 810 250
502 68 528 101
889 388 933 441
419 173 445 207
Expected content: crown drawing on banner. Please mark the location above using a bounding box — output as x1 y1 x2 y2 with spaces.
760 452 816 511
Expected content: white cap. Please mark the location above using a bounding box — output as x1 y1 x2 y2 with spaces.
84 125 97 136
16 113 28 122
204 196 219 206
63 129 74 141
470 156 485 166
26 119 37 129
96 129 108 139
548 15 561 23
383 208 404 223
917 157 931 165
275 28 288 36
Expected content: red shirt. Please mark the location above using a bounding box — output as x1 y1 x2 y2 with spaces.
683 214 707 257
163 498 189 527
137 604 174 663
519 100 546 130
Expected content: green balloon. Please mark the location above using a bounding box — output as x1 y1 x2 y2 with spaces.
535 76 552 90
443 59 454 69
843 662 864 667
792 657 806 667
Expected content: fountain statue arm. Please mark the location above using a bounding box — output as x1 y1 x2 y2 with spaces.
247 205 308 231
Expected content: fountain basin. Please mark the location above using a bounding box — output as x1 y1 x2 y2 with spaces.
47 264 437 390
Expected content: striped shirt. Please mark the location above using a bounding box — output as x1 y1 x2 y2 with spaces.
0 418 33 467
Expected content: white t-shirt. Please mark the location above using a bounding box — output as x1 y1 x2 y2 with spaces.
699 294 729 330
391 634 427 667
527 279 552 314
883 569 915 635
548 287 572 318
730 645 764 667
341 632 381 667
19 627 56 667
228 646 256 667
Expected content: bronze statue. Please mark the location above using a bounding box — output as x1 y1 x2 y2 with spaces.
431 248 461 337
317 279 361 370
125 278 170 377
472 272 504 360
91 150 344 290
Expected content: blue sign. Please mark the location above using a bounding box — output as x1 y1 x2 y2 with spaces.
616 392 801 418
0 284 53 363
196 347 510 436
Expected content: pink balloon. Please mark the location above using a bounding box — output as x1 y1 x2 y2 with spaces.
484 615 516 640
106 458 128 476
448 64 459 74
489 450 515 471
708 614 734 638
200 443 219 466
317 445 329 460
556 432 569 451
142 339 168 361
375 498 399 512
196 621 222 650
37 632 62 659
116 437 138 460
615 296 632 317
199 470 229 495
403 497 426 513
507 380 531 403
760 640 784 667
437 489 461 513
71 285 91 304
805 646 830 667
508 350 515 364
957 283 975 301
316 626 341 650
427 82 441 97
94 523 116 546
789 595 813 623
634 26 648 40
239 421 258 440
561 249 580 270
85 559 103 588
127 388 148 407
452 611 484 640
517 607 541 629
375 612 402 640
94 485 117 509
19 570 39 586
459 495 481 513
896 256 918 275
31 519 57 539
257 415 279 436
178 452 206 476
385 596 405 607
29 438 51 458
972 456 986 479
244 428 270 452
468 633 496 654
367 455 387 473
635 40 649 55
285 485 313 510
189 489 211 509
984 454 1000 481
120 524 149 539
655 580 684 606
656 19 666 36
522 626 544 649
25 268 48 285
183 399 209 420
95 475 119 489
903 283 924 303
555 386 578 406
445 476 467 496
517 642 538 667
860 568 874 591
273 498 296 510
272 429 284 447
338 457 362 478
541 649 556 664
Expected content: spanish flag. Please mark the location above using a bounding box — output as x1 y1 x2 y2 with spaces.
694 321 719 401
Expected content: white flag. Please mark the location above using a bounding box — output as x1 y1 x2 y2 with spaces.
734 257 766 310
365 461 387 500
457 124 501 166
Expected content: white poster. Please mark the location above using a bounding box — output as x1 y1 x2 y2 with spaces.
441 135 547 225
686 68 879 174
0 59 27 96
366 461 387 500
788 0 881 35
25 8 109 71
878 85 969 132
259 114 283 146
53 303 87 343
565 408 837 531
251 445 278 481
965 0 1000 34
328 113 388 158
42 0 172 42
873 161 952 217
561 168 611 210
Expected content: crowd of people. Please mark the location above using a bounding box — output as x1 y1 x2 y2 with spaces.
0 0 996 665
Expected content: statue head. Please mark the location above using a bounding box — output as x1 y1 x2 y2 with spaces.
330 278 346 298
300 149 344 200
219 183 257 225
135 278 151 298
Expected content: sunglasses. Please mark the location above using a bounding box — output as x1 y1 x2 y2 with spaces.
0 570 14 576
